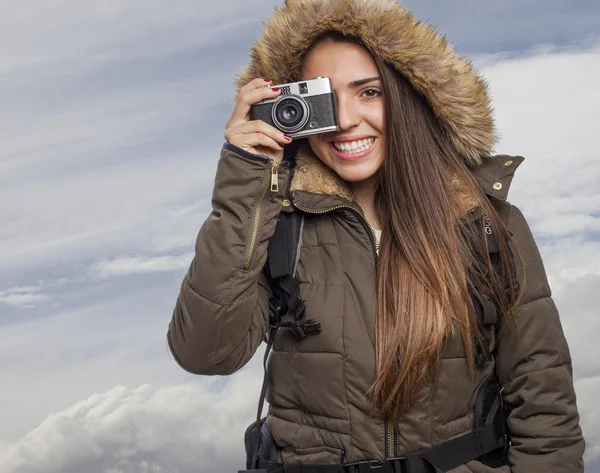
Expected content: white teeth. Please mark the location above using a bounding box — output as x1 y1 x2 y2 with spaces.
333 137 375 153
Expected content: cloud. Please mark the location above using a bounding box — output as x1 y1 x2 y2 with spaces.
0 1 277 284
0 373 265 473
90 253 193 278
404 0 600 55
577 376 600 468
483 41 600 240
0 285 51 308
0 1 272 73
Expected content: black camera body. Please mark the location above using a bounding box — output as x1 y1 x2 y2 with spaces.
250 77 340 138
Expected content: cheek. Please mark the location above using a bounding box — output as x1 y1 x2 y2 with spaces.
308 136 328 160
369 107 385 134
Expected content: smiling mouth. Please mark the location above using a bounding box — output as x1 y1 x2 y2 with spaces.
331 137 376 155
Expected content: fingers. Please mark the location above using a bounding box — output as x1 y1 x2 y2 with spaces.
239 77 273 96
224 120 291 149
227 79 282 129
237 132 285 151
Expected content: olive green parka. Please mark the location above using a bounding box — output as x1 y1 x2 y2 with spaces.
167 1 585 471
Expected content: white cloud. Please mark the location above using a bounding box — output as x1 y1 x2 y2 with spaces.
0 1 271 73
90 253 193 278
540 239 600 294
0 1 272 282
577 376 600 467
0 278 180 429
0 285 50 308
0 376 265 473
483 41 600 242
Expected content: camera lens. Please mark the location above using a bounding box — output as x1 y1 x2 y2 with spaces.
276 99 302 127
272 96 309 132
280 101 300 124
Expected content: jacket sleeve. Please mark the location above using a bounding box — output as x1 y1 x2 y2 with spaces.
495 204 585 472
167 143 291 376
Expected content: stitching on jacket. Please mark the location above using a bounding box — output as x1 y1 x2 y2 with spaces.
312 215 321 243
511 432 584 441
214 333 250 371
166 331 188 372
340 280 353 459
516 293 553 311
428 378 434 446
506 360 570 387
212 162 270 373
183 275 225 308
269 407 353 427
300 242 338 249
437 412 472 432
297 281 344 288
293 342 304 448
272 349 344 355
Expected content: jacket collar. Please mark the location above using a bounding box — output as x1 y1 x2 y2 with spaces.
288 142 524 214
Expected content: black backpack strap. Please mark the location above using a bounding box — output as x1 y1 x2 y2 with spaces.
468 211 512 469
472 209 521 360
243 211 322 472
266 211 321 339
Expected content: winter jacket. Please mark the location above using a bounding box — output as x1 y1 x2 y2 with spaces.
167 1 585 471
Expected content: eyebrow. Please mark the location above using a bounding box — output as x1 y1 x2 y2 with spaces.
348 76 381 88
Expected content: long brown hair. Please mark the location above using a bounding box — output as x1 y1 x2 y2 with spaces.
302 34 524 422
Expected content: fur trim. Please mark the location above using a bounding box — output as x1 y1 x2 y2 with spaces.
235 0 498 166
289 142 480 215
290 142 354 201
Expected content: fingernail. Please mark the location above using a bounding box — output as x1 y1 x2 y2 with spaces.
264 79 271 82
284 134 292 140
271 87 280 92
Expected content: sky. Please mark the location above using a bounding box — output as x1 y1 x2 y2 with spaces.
0 1 599 472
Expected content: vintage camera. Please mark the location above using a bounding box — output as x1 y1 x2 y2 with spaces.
250 77 340 138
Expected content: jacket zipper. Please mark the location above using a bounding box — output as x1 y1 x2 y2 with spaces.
292 200 397 458
244 160 280 270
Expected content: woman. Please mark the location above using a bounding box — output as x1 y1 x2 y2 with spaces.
167 1 584 471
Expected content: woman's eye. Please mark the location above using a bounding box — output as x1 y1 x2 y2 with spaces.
362 88 381 98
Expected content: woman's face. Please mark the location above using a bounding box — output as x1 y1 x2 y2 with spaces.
300 39 385 184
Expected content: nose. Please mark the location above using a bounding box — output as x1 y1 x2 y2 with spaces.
336 93 360 131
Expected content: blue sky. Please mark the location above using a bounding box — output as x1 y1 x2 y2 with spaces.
0 1 599 472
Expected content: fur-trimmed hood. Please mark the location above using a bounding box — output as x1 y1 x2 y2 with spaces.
235 0 521 213
236 0 497 166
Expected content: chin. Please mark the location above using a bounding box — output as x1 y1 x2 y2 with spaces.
332 162 381 183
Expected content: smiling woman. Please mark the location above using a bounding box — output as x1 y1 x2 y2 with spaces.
166 0 585 472
301 40 385 228
302 45 384 176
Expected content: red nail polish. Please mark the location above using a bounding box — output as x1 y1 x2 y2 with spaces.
264 79 271 82
284 134 292 140
271 87 280 92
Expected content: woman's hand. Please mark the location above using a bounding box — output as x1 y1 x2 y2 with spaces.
224 78 292 163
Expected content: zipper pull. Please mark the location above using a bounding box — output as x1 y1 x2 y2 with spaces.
271 161 279 192
483 213 492 234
